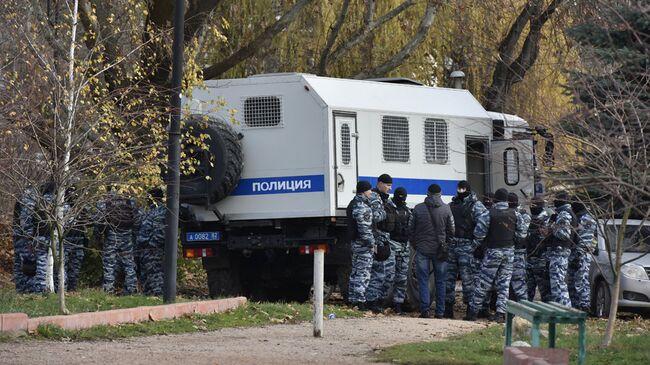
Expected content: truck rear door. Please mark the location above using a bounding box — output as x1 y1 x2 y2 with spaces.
490 139 535 202
334 112 358 209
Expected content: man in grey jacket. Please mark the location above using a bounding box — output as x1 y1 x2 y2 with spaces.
408 184 455 318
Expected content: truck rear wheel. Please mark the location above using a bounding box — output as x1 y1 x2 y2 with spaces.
405 250 436 312
203 254 242 298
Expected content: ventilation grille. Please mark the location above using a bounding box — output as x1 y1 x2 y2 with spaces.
341 124 351 165
243 96 282 128
382 116 410 162
424 119 449 164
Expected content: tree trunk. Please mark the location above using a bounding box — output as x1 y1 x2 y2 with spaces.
602 207 630 347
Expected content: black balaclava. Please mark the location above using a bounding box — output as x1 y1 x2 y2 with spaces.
508 192 519 209
393 187 407 207
530 198 545 216
554 191 569 208
457 180 471 200
571 201 585 214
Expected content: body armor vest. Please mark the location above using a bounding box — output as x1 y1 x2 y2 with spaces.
486 208 517 249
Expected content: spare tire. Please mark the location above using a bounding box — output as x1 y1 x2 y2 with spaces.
179 115 243 205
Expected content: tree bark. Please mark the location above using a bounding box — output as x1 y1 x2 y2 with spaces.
316 0 351 75
602 207 630 347
354 0 438 80
202 0 314 79
484 0 564 112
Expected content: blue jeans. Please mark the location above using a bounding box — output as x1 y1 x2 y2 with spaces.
415 250 448 316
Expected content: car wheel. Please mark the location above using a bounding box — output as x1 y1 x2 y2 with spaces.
593 279 611 318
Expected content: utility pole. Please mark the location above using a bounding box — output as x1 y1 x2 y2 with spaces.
163 0 185 303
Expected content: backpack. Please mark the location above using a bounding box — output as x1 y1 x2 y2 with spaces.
105 197 135 229
346 199 359 241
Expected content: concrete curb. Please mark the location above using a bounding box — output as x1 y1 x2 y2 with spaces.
0 297 247 335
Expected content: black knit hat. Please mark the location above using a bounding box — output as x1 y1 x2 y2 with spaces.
377 174 393 184
457 180 471 191
494 188 509 202
428 184 441 195
356 180 372 193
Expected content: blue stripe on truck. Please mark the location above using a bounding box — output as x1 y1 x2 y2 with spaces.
359 176 461 196
231 174 325 195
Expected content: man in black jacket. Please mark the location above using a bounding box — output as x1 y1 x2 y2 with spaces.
408 184 455 318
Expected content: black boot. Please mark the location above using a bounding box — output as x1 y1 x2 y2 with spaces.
393 302 403 315
419 310 431 318
478 308 491 319
464 307 478 321
494 312 506 323
370 300 384 314
443 305 455 319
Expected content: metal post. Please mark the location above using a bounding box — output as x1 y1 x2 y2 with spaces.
163 0 184 304
313 248 325 337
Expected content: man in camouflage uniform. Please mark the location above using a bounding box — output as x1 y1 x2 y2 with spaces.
365 174 392 313
63 188 89 291
508 193 531 301
467 188 527 322
96 188 140 294
383 187 411 314
13 188 36 293
526 198 552 301
567 201 596 311
347 181 376 310
136 188 166 296
547 191 575 307
29 182 56 294
444 181 488 319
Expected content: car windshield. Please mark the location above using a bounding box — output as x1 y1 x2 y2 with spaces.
604 224 650 253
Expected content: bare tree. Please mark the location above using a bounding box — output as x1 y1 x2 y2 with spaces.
548 0 649 346
485 0 565 113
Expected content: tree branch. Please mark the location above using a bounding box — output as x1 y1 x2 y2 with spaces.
316 0 351 75
202 0 314 80
325 0 416 69
354 0 438 79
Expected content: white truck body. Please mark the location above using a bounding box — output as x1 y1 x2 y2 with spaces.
184 73 535 222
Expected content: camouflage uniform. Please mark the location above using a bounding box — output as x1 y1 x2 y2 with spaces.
383 198 411 304
526 209 551 301
347 194 376 304
31 191 55 294
445 192 489 307
547 204 574 307
365 190 390 304
63 205 89 291
13 189 35 293
510 208 531 301
136 204 166 296
568 210 596 310
470 201 527 314
96 194 140 294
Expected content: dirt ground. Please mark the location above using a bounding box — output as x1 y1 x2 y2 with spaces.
0 316 488 365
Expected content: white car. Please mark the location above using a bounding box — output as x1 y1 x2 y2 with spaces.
590 219 650 317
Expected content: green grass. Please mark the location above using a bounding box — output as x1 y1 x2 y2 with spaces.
376 317 650 365
26 302 360 341
0 288 361 341
0 288 190 317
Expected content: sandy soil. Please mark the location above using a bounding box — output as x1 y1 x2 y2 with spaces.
0 315 488 365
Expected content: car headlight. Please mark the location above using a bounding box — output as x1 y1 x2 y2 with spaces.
621 264 649 280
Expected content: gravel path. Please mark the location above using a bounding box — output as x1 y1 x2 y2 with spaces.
0 316 487 365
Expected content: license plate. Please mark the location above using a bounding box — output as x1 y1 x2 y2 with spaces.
186 232 221 242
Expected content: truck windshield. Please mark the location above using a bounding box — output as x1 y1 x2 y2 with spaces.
604 225 650 253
